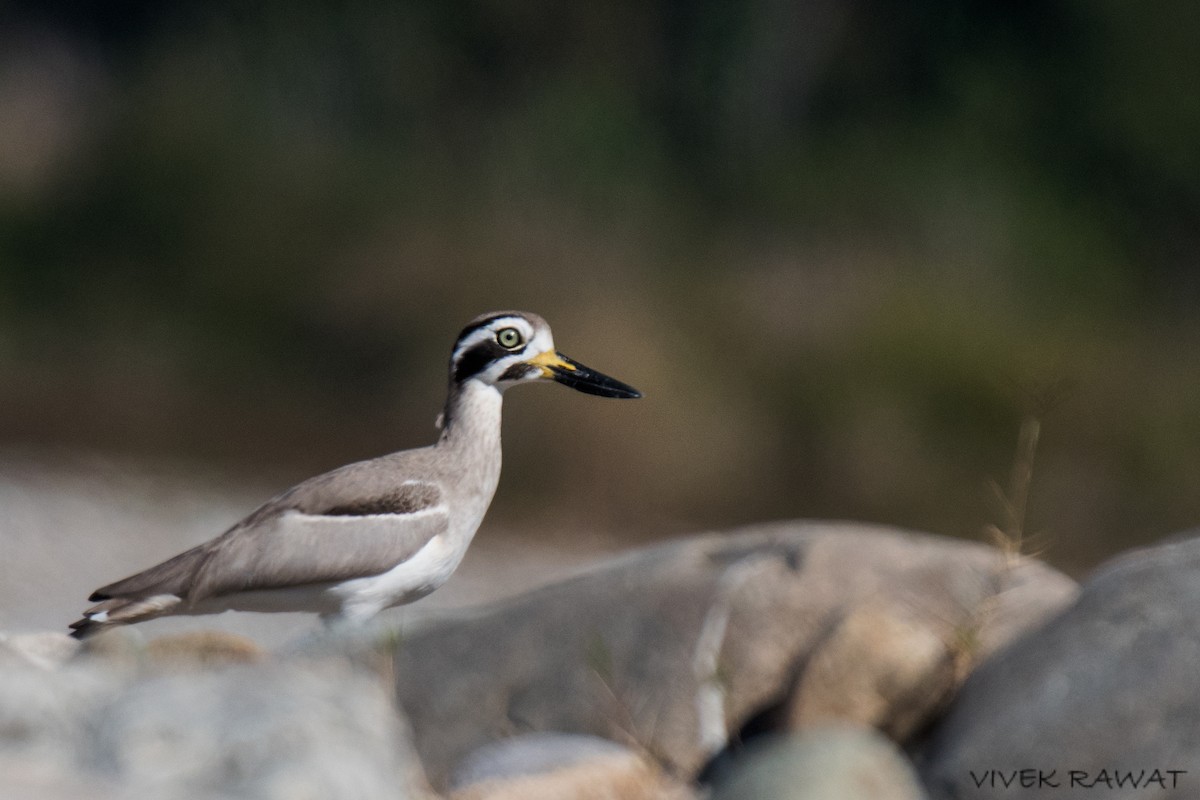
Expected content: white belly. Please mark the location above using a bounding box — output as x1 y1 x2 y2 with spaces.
325 532 465 621
178 532 466 621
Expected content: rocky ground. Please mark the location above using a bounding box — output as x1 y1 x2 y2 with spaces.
2 455 1196 799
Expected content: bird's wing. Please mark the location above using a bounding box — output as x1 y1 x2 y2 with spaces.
91 453 450 604
184 485 449 603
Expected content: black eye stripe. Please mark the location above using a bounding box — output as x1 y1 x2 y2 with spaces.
453 340 508 383
499 363 538 381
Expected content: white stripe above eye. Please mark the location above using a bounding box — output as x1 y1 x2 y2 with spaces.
451 318 530 361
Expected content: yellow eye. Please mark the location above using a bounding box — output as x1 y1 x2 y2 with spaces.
496 327 524 349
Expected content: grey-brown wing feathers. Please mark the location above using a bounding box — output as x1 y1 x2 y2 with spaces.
85 453 447 607
185 502 447 602
89 543 210 601
243 457 444 522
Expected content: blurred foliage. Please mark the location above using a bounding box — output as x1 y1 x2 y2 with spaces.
1 0 1199 572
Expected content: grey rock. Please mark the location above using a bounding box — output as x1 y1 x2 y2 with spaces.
0 631 81 670
785 601 955 740
448 732 696 800
710 726 928 800
0 640 430 800
0 755 131 800
919 535 1200 799
451 732 631 789
392 521 1076 787
0 657 127 767
89 662 425 800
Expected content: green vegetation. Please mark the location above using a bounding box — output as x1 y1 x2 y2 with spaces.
1 0 1198 571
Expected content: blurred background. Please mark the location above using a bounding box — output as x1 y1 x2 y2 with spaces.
2 0 1199 626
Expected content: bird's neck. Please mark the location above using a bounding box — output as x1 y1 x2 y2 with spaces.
437 379 504 456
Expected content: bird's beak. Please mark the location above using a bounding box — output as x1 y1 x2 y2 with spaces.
525 351 642 399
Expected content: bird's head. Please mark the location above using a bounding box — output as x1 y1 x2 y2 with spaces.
448 311 642 399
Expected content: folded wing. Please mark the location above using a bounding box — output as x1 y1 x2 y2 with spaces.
89 455 448 608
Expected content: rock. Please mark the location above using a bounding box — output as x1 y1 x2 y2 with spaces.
451 732 631 787
0 756 130 800
0 631 81 670
78 625 148 668
449 733 695 800
0 634 431 800
0 655 127 767
391 521 1076 787
76 628 266 672
919 534 1200 799
142 630 266 667
785 602 955 740
91 661 429 800
709 726 928 800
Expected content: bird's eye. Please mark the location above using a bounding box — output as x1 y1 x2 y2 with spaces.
496 327 524 350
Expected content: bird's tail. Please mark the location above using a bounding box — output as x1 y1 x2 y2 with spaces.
68 594 182 639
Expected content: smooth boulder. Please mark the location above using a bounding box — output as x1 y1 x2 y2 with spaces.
710 726 928 800
0 632 430 800
919 534 1200 799
448 732 695 800
392 521 1076 787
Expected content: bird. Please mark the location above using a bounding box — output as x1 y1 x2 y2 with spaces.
69 311 641 638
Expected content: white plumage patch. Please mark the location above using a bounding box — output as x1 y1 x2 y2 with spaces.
327 530 463 620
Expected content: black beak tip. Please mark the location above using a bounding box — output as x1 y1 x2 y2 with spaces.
600 386 642 400
549 359 643 400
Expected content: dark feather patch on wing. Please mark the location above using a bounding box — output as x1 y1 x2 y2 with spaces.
321 483 441 517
